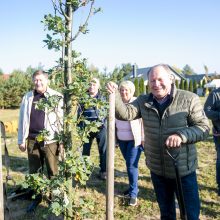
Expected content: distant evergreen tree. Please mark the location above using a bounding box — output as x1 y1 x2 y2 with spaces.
189 80 193 92
146 84 149 94
110 67 120 83
175 80 179 89
184 80 189 91
182 64 195 75
193 80 197 93
1 70 32 108
109 63 133 83
198 80 203 88
134 78 139 97
139 78 145 94
120 63 133 78
180 79 185 90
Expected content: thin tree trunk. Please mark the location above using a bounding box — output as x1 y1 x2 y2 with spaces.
64 3 73 219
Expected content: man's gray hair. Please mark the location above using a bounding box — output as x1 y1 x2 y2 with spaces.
147 64 173 79
32 70 48 80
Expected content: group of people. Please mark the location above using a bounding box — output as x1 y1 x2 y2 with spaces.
17 64 220 219
18 71 107 181
18 70 142 208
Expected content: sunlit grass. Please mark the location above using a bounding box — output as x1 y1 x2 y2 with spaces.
2 134 220 219
1 100 220 219
0 109 19 123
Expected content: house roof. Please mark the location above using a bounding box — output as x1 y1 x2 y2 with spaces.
124 67 150 81
124 65 185 82
184 74 206 82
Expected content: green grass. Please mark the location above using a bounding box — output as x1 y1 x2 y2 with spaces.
1 104 220 220
2 134 220 219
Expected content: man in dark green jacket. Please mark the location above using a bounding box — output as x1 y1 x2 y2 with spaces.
107 64 210 220
204 87 220 196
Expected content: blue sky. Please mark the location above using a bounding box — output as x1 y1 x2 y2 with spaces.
1 0 220 74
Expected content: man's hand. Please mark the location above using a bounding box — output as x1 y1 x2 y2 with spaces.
165 134 182 148
19 143 26 152
106 82 118 94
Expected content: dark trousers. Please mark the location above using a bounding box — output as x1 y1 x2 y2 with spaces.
151 171 200 220
82 127 107 172
213 136 220 189
27 139 59 178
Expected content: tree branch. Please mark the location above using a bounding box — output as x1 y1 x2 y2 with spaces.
71 0 95 42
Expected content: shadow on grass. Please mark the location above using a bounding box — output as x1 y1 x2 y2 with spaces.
200 199 220 219
6 199 64 220
79 166 107 193
199 184 220 218
2 155 28 173
199 183 217 193
82 166 157 203
114 180 156 202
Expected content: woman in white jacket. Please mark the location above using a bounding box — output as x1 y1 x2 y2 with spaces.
115 80 144 206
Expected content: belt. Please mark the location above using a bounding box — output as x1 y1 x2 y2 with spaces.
28 137 36 140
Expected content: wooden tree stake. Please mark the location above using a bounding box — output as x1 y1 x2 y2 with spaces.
106 92 115 220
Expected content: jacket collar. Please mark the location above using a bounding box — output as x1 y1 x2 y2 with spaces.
32 87 53 99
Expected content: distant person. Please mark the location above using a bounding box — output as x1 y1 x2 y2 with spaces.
18 70 63 211
107 64 210 219
78 78 107 180
204 88 220 196
116 80 144 206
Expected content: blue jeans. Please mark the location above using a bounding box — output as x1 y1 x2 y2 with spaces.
82 127 107 172
118 140 143 198
151 171 200 220
213 136 220 189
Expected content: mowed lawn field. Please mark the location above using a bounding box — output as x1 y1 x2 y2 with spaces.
0 109 19 123
1 103 220 220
